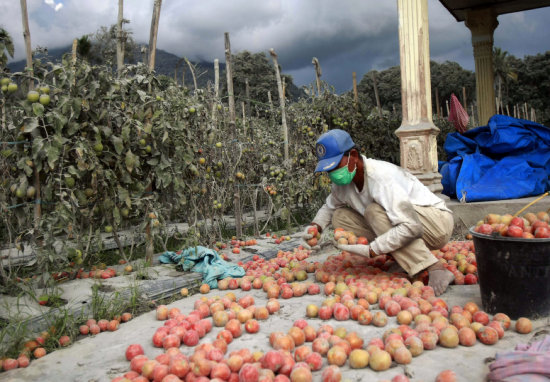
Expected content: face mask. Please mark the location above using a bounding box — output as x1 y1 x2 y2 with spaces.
328 154 356 185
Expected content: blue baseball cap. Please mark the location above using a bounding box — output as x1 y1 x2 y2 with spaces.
314 129 355 172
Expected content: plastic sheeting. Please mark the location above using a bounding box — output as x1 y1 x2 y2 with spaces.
440 115 550 202
159 246 245 289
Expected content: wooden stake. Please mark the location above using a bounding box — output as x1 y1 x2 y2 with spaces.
372 71 382 117
116 0 124 75
352 72 358 108
270 48 289 164
211 59 219 122
148 0 162 72
252 189 259 237
184 58 197 93
20 0 42 241
270 48 291 233
435 88 440 119
312 57 322 96
267 91 273 112
214 59 219 98
462 86 467 110
241 101 246 137
225 32 242 238
71 39 77 86
20 0 33 90
245 78 250 118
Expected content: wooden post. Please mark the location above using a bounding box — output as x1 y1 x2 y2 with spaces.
267 91 273 112
211 59 220 121
116 0 124 75
252 189 259 237
506 104 510 116
352 72 358 107
214 59 219 98
144 0 161 262
20 0 42 239
141 45 148 65
184 58 197 93
471 104 476 126
269 49 289 164
435 88 440 119
245 78 250 118
225 32 242 238
312 57 322 96
445 100 449 117
270 48 291 232
372 71 382 117
462 86 467 110
71 39 77 86
148 0 162 72
241 101 246 137
20 0 33 90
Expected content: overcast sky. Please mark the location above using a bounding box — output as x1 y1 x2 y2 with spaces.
2 0 550 93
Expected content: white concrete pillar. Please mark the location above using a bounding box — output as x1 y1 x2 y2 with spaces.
395 0 442 194
466 8 498 126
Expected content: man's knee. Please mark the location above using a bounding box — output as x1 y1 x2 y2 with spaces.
332 208 351 229
364 203 385 221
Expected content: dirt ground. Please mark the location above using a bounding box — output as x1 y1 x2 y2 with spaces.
2 243 549 382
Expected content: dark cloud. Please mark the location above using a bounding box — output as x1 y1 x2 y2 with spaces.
3 0 549 93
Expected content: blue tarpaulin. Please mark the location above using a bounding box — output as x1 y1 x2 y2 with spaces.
440 115 550 202
159 246 245 289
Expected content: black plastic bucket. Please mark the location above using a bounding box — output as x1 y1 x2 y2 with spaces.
470 227 550 319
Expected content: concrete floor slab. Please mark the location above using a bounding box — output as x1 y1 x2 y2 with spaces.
2 243 549 382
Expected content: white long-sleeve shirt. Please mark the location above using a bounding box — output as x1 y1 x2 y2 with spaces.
312 155 451 255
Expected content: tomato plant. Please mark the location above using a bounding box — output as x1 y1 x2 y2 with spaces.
0 56 455 282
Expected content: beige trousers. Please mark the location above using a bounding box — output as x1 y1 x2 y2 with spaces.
332 203 454 276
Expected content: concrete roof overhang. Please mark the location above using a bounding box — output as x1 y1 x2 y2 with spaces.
439 0 550 21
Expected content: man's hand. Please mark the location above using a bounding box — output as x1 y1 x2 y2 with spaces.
337 243 371 257
301 224 321 251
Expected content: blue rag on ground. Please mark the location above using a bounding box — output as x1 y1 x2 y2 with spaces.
159 246 245 289
440 115 550 202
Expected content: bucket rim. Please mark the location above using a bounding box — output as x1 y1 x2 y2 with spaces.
469 226 550 242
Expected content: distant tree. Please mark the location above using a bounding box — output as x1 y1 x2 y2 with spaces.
357 61 475 117
507 52 550 124
77 35 92 59
430 61 475 114
0 28 14 71
221 50 303 108
493 47 517 106
88 23 136 66
357 66 401 113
